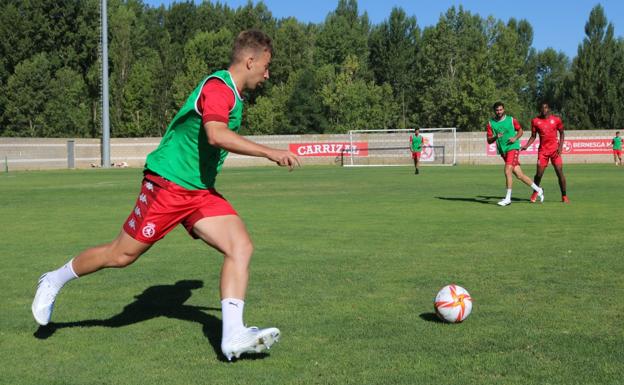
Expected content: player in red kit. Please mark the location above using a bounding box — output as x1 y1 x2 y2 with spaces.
521 102 569 203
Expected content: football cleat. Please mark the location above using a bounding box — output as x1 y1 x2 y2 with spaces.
497 198 511 207
32 273 61 326
538 187 544 203
562 196 570 203
221 326 280 361
529 191 538 203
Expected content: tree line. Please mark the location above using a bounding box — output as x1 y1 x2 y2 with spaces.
0 0 622 138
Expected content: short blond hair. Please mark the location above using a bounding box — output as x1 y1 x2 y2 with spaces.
230 29 273 64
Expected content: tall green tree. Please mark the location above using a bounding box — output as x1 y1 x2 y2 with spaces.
368 7 419 129
417 7 496 131
232 1 276 35
171 28 233 107
320 55 395 132
525 48 570 113
565 5 622 129
485 17 534 122
270 17 314 86
4 53 53 136
315 0 370 74
285 66 330 134
44 67 90 137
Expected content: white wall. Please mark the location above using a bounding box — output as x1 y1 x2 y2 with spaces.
0 130 618 171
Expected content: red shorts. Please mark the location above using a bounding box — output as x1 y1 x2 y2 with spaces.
537 150 563 167
614 150 622 156
122 172 238 244
500 149 520 166
411 151 421 160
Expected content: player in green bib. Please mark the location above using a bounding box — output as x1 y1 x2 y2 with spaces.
486 101 543 206
409 128 424 174
612 131 622 166
32 30 299 361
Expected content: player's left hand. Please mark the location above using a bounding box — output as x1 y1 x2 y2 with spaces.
507 137 517 144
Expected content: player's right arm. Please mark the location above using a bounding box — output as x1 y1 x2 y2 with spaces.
521 118 538 151
486 122 500 144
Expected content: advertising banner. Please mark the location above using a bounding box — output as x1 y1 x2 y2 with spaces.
289 142 369 157
487 139 613 156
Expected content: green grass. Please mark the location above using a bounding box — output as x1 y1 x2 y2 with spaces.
1 164 623 385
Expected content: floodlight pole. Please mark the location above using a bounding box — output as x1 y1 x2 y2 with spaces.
101 0 111 168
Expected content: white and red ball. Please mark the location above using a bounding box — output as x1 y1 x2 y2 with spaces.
434 284 473 323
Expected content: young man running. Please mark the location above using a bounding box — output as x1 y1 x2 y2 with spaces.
32 30 300 361
521 102 569 203
612 131 622 166
410 128 423 174
486 101 543 206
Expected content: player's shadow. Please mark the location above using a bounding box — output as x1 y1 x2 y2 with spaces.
477 195 530 203
436 196 491 204
436 196 530 204
32 280 247 361
419 312 446 323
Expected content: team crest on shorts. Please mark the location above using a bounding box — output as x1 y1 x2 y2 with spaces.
142 222 156 238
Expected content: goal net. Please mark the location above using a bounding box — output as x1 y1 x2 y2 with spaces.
342 128 457 167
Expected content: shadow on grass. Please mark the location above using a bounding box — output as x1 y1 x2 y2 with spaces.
32 280 266 361
436 195 530 204
419 312 446 323
477 195 530 203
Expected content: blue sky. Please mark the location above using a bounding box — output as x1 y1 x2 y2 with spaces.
144 0 624 59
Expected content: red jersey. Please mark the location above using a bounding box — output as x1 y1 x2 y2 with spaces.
531 115 563 152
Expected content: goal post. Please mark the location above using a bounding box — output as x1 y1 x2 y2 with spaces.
343 128 457 167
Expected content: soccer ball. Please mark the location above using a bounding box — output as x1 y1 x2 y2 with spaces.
434 284 473 323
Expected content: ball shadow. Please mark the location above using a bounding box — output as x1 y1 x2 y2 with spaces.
419 312 446 324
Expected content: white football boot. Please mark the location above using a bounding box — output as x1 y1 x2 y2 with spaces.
538 187 545 203
32 273 61 326
221 326 280 361
497 198 512 206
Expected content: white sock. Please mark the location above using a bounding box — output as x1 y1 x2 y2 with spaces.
221 298 245 341
505 189 512 201
46 258 78 289
530 183 541 192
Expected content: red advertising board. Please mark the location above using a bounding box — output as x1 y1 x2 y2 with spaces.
487 139 613 155
561 139 613 154
289 142 369 157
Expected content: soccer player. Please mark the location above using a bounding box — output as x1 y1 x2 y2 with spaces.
486 101 543 206
410 128 423 174
31 30 300 361
612 131 622 166
521 102 569 203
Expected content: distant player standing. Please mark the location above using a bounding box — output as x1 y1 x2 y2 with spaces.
612 131 622 166
410 128 423 174
521 102 569 203
486 101 543 206
31 30 300 361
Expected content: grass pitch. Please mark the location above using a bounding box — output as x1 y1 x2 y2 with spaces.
1 164 622 385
